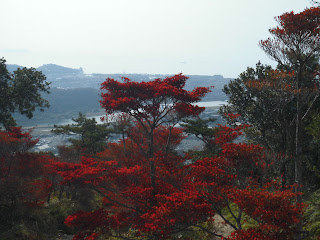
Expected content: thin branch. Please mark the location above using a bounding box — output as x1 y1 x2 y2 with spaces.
226 203 242 229
91 187 143 213
214 208 238 231
302 93 319 120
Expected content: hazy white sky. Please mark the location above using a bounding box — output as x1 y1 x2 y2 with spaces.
1 0 313 78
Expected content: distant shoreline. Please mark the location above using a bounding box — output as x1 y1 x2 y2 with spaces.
23 100 227 133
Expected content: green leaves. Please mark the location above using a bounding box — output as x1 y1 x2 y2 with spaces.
0 57 50 129
304 189 320 239
52 112 113 154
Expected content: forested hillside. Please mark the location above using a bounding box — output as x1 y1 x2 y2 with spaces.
14 88 102 126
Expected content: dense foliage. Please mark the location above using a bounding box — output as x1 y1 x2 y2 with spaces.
222 7 320 192
0 58 50 129
45 75 303 239
0 127 53 238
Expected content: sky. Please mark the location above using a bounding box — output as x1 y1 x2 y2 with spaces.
1 0 314 78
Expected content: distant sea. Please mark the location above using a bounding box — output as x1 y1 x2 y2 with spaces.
196 100 227 107
59 100 228 125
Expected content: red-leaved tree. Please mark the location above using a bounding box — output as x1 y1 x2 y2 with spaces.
0 127 52 230
52 123 304 239
50 74 304 239
100 74 211 203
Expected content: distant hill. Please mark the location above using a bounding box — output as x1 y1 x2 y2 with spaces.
37 64 84 78
14 87 102 126
7 63 233 126
6 64 25 72
7 63 84 77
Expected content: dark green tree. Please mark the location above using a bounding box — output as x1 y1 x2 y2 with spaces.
305 114 320 186
259 7 320 197
221 62 297 153
0 57 50 129
221 8 320 192
221 64 303 188
52 112 113 154
182 117 218 154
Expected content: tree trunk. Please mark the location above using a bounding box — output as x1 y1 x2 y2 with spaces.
122 133 127 156
295 71 303 198
165 126 173 157
295 97 303 197
294 73 303 240
148 131 157 206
